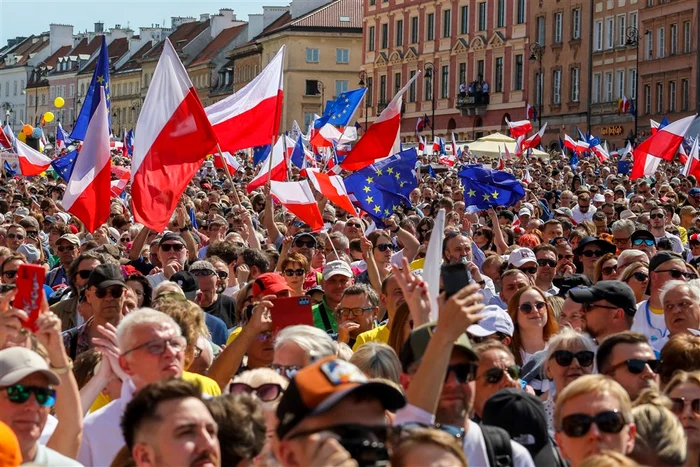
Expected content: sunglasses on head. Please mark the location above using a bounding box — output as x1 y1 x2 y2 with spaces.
580 249 603 258
519 301 546 314
270 363 301 380
94 286 126 299
160 243 184 252
445 362 478 383
657 269 690 280
284 268 305 277
480 365 520 384
551 350 594 367
559 410 627 438
4 384 56 407
671 397 700 415
608 358 661 375
537 258 557 268
229 382 285 402
632 238 655 247
376 243 397 252
7 233 24 240
191 269 216 277
294 239 316 248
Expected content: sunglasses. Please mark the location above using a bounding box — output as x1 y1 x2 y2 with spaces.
229 382 285 402
671 397 700 415
602 265 618 276
445 362 478 383
649 213 665 219
284 268 305 277
559 410 627 438
270 363 301 380
376 244 397 252
631 272 649 282
160 243 184 252
191 269 216 277
7 233 24 240
346 222 363 229
479 365 520 384
551 350 594 367
607 358 661 375
656 269 690 280
94 286 126 299
77 269 94 280
580 250 603 258
474 230 485 236
294 239 316 248
537 259 557 268
123 336 187 356
519 266 538 275
120 237 130 243
26 231 38 238
519 301 547 314
558 254 574 261
4 384 56 407
57 245 76 253
632 238 655 247
2 270 17 279
216 270 229 279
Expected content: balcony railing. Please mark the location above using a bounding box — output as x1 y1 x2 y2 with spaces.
456 93 489 116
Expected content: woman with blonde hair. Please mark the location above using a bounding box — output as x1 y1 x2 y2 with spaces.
619 261 649 303
507 286 559 365
629 390 687 467
594 253 618 283
350 343 402 385
387 302 413 357
664 371 700 467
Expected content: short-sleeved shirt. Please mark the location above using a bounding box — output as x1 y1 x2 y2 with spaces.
353 323 390 351
312 295 338 333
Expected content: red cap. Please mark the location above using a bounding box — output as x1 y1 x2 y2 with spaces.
691 233 700 243
69 225 79 234
252 273 292 298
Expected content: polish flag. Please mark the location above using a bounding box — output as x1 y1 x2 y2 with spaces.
650 119 660 135
62 88 111 232
310 123 342 148
563 134 579 153
15 139 52 176
0 126 13 149
679 143 689 165
433 137 441 153
681 138 699 176
523 168 533 184
514 135 525 158
341 72 421 171
206 46 284 154
521 123 547 151
634 114 697 162
591 144 609 162
270 180 324 231
439 154 456 167
451 132 459 156
504 142 512 159
306 169 358 216
130 39 219 232
630 153 662 180
526 103 536 120
110 165 131 198
247 136 287 193
496 147 504 170
506 118 533 138
213 151 242 174
418 135 425 154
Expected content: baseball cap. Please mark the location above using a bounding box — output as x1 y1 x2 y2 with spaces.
619 209 637 221
518 208 531 217
556 274 593 297
0 421 21 467
481 389 560 466
322 260 353 281
252 272 292 298
190 260 217 275
170 271 198 300
13 207 29 218
573 237 616 255
276 356 405 439
568 280 637 317
87 264 126 290
649 251 683 272
43 215 57 224
690 233 700 244
592 193 605 203
0 347 60 386
57 233 80 246
400 321 477 373
508 248 537 268
203 160 214 168
293 232 317 247
689 188 700 197
56 212 70 224
553 207 573 218
159 231 185 246
631 229 655 245
467 305 514 337
17 244 40 264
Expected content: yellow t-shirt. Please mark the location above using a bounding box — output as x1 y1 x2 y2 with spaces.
226 326 243 346
352 323 390 351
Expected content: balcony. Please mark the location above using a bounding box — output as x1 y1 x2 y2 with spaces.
456 93 489 116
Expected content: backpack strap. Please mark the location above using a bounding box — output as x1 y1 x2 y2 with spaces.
317 302 333 333
481 425 513 467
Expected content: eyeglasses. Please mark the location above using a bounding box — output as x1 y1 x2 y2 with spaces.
474 230 484 236
657 269 690 280
191 269 216 277
396 422 466 440
270 363 301 380
77 270 94 280
580 250 603 258
559 410 627 438
376 243 397 252
216 270 229 279
478 365 520 384
284 268 305 277
445 362 478 383
94 286 126 299
57 245 76 253
3 384 56 407
346 222 363 229
2 270 17 279
160 243 184 252
122 336 187 356
631 272 649 282
229 382 285 402
120 237 130 243
671 397 700 415
294 239 316 248
551 350 594 367
612 236 631 244
7 233 24 240
537 259 557 268
650 213 665 220
337 306 374 317
602 265 618 276
26 231 38 238
519 301 547 314
606 358 661 375
632 238 655 247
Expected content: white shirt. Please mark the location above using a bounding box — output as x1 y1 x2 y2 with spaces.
631 299 668 345
654 231 684 254
571 205 597 223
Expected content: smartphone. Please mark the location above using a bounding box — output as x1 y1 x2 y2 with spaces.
441 263 471 299
270 296 313 334
15 264 45 332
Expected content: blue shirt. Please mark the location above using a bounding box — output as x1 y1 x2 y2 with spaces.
204 313 228 347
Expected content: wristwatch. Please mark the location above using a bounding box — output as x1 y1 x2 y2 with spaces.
391 226 400 233
50 359 73 375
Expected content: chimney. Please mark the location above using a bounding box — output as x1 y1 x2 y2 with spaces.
263 6 289 29
94 21 104 33
200 14 210 22
247 14 264 41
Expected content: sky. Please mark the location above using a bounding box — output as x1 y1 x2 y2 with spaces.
0 0 290 44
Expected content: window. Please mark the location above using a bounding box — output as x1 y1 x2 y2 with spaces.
477 60 485 81
604 72 613 102
305 80 320 95
411 17 419 43
682 79 689 110
366 77 373 105
572 9 581 40
496 0 505 28
369 0 375 5
425 73 433 101
594 20 603 51
536 16 545 45
494 57 503 92
514 54 523 91
443 9 451 37
459 63 467 86
684 21 691 53
13 81 17 96
644 85 651 114
336 80 349 96
552 69 561 104
670 24 677 55
336 49 349 64
394 72 401 94
50 86 54 99
81 83 85 96
630 12 638 30
41 94 45 105
460 7 468 34
571 67 580 102
516 0 525 24
427 13 434 40
409 71 416 102
593 73 601 103
380 75 387 103
396 20 403 46
368 26 375 51
617 15 626 47
554 12 562 43
629 68 637 99
69 109 74 124
381 23 389 48
606 17 614 49
658 27 665 58
441 65 449 99
306 48 319 63
616 70 625 98
304 112 315 129
478 3 486 31
669 80 676 112
656 83 663 114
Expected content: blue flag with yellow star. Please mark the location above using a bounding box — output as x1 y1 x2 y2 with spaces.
51 149 78 182
70 35 111 140
314 88 367 129
343 148 417 225
458 164 525 211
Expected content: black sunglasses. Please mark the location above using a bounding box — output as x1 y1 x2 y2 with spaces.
559 410 627 438
656 269 690 280
445 362 478 383
601 265 618 276
229 382 284 402
519 301 546 314
57 245 76 253
7 233 24 240
607 358 661 375
377 243 397 252
519 266 538 275
480 365 520 384
95 286 126 299
580 250 603 258
216 270 229 279
631 272 649 282
551 350 594 367
671 397 700 415
294 239 316 248
284 268 305 277
77 270 94 280
160 243 184 252
537 259 557 268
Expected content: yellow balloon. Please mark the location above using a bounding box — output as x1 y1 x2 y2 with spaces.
17 132 26 142
22 124 33 136
44 112 54 123
54 97 65 108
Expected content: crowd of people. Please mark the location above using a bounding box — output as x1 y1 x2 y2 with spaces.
2 145 700 467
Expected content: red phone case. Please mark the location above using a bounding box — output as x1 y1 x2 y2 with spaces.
270 296 314 334
16 264 45 332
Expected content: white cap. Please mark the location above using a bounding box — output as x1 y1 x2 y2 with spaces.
322 260 353 280
518 208 531 217
468 305 515 337
592 193 606 203
508 248 537 268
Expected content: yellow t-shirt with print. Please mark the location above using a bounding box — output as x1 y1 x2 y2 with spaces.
352 323 390 351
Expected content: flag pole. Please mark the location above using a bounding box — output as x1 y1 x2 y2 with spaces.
216 143 242 207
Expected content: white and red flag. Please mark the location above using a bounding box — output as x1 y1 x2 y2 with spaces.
270 180 324 231
247 136 287 193
15 139 52 176
521 123 547 151
310 123 342 148
206 46 284 154
110 165 131 198
634 114 697 162
682 138 700 178
130 38 218 232
214 151 241 174
306 169 357 216
506 118 533 138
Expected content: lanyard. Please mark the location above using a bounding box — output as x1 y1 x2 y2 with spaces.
645 301 668 342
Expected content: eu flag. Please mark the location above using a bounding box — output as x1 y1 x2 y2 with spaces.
252 144 271 166
290 135 305 168
314 88 367 129
3 161 16 177
51 149 78 182
458 165 525 210
70 36 111 140
344 148 417 224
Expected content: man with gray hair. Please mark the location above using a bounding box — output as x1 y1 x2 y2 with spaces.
658 279 700 350
190 260 236 328
611 219 635 252
336 284 380 348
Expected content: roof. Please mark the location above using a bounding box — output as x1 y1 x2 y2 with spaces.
264 0 362 35
80 37 129 74
116 41 152 73
26 44 70 87
0 33 50 70
229 11 290 53
51 35 102 75
143 20 210 59
189 24 247 67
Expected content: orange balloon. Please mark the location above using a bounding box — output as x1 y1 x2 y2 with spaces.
22 124 33 136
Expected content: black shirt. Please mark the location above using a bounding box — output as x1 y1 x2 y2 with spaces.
202 294 237 329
